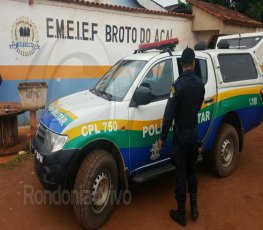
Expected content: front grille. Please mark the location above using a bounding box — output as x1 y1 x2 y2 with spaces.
35 123 46 143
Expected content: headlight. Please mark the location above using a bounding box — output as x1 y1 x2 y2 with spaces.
44 129 68 152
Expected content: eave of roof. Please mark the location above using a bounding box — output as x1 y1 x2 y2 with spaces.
52 0 193 19
187 0 263 28
149 0 167 10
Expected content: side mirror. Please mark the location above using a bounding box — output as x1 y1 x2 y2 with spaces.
131 86 151 106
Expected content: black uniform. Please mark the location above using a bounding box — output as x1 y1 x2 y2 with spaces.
160 70 205 205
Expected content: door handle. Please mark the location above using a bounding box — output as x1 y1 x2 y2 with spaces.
204 97 214 104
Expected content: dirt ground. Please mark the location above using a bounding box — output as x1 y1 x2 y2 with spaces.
1 124 263 230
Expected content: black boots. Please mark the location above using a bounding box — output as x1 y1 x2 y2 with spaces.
170 203 187 227
170 194 199 226
190 193 199 220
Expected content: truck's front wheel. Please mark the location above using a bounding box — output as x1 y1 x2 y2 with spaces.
73 149 118 230
211 123 239 177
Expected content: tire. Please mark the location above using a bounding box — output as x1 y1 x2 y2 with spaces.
210 123 239 177
73 149 118 230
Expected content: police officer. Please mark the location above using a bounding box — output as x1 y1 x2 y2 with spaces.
157 47 205 226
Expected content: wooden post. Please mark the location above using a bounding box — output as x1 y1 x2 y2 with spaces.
0 102 25 155
30 110 37 137
0 116 19 147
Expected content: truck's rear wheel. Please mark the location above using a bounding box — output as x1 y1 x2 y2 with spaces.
210 123 239 177
73 149 118 230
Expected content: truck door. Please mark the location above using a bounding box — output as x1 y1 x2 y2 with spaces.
176 54 217 143
128 57 176 173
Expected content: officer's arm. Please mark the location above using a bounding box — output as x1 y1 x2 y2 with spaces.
198 84 205 110
160 82 182 141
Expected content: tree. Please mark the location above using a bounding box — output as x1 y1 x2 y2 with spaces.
204 0 263 22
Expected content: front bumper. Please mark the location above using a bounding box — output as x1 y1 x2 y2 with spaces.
31 137 79 190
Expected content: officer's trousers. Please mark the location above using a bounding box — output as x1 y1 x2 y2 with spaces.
170 127 198 205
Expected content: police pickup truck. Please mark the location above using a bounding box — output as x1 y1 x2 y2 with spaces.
31 38 263 229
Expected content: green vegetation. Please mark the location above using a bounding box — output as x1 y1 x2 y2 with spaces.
1 148 33 170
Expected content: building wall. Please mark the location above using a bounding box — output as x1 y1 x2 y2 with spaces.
191 6 222 31
221 23 256 34
191 5 259 46
0 0 192 124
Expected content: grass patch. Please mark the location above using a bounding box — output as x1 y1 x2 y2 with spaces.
1 147 34 170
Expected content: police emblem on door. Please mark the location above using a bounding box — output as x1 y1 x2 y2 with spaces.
150 140 161 160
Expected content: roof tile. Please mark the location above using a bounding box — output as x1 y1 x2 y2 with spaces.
187 0 263 27
54 0 193 19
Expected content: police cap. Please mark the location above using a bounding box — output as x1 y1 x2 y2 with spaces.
181 47 195 65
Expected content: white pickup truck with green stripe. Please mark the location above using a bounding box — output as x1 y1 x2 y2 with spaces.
31 39 263 229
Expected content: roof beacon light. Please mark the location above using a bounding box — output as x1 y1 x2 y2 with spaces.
138 38 179 52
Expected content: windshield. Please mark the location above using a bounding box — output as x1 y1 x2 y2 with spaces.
92 59 147 101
